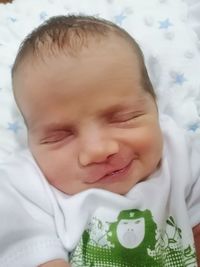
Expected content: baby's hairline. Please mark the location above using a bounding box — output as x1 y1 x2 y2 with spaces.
12 16 140 74
12 15 156 101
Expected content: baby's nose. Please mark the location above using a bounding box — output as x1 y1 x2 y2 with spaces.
78 135 119 166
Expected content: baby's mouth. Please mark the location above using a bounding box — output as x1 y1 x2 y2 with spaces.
86 159 134 184
103 165 129 177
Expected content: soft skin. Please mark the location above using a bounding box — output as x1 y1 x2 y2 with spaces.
14 36 163 196
40 260 70 267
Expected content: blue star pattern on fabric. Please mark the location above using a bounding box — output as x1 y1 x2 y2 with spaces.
173 73 187 85
189 123 199 132
9 17 17 23
7 122 22 134
7 17 17 23
114 12 126 25
159 18 173 29
40 12 48 21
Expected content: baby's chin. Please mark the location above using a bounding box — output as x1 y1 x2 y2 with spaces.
56 185 132 196
50 159 162 196
38 161 145 195
55 177 142 196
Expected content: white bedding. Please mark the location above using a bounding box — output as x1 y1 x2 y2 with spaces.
0 0 200 161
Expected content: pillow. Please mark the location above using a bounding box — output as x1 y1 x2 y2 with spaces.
0 0 200 161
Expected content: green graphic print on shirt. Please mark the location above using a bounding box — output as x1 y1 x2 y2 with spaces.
70 209 197 267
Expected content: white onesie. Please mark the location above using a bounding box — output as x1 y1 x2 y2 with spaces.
0 114 199 267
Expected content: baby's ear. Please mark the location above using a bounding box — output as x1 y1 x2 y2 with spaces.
193 224 200 265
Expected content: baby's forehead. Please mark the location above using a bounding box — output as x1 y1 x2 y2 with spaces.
14 31 141 80
13 35 145 110
12 15 147 89
17 33 139 78
33 32 135 61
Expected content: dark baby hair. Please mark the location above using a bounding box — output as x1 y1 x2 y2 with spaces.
12 15 156 99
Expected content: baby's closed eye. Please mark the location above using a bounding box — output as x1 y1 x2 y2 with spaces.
40 130 73 144
110 111 144 123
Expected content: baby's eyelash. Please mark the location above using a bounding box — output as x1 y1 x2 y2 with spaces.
41 138 63 144
110 112 144 123
40 131 72 144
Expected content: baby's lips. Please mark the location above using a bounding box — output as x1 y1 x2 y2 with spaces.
83 160 133 184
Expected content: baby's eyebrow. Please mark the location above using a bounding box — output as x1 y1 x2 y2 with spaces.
43 123 72 132
29 98 148 134
99 99 147 117
99 104 128 117
30 122 72 135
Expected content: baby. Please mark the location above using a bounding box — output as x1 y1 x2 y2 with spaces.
0 15 200 267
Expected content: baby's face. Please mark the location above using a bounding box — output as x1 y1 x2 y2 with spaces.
14 37 163 195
